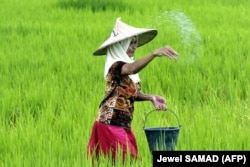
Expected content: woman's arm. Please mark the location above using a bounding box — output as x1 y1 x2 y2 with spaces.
135 91 167 110
135 91 153 101
121 53 155 75
121 46 178 75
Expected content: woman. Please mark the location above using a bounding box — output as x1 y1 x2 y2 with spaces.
87 17 178 163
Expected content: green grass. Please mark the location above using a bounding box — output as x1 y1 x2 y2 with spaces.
0 0 250 166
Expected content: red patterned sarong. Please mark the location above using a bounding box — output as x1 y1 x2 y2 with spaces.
87 121 138 162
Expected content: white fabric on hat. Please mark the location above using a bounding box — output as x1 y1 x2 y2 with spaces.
104 37 140 83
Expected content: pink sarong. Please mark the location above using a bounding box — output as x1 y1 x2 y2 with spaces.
87 121 138 162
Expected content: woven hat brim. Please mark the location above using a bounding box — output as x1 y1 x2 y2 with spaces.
93 29 157 56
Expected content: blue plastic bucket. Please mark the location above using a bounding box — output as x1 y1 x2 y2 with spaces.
143 109 181 153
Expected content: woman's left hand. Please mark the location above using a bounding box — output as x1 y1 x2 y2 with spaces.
151 95 167 111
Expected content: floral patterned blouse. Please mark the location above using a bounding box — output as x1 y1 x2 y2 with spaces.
96 61 141 129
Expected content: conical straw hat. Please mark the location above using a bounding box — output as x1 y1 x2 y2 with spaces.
93 17 158 56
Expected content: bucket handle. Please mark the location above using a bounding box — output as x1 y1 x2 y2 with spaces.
143 109 180 128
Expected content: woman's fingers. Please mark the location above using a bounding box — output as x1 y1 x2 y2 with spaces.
164 47 178 59
155 104 167 111
152 95 167 110
168 47 179 56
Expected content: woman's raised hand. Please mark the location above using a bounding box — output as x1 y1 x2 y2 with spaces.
152 46 179 59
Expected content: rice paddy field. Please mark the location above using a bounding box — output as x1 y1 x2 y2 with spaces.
0 0 250 166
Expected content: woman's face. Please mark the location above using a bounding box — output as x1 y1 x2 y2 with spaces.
126 37 138 57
